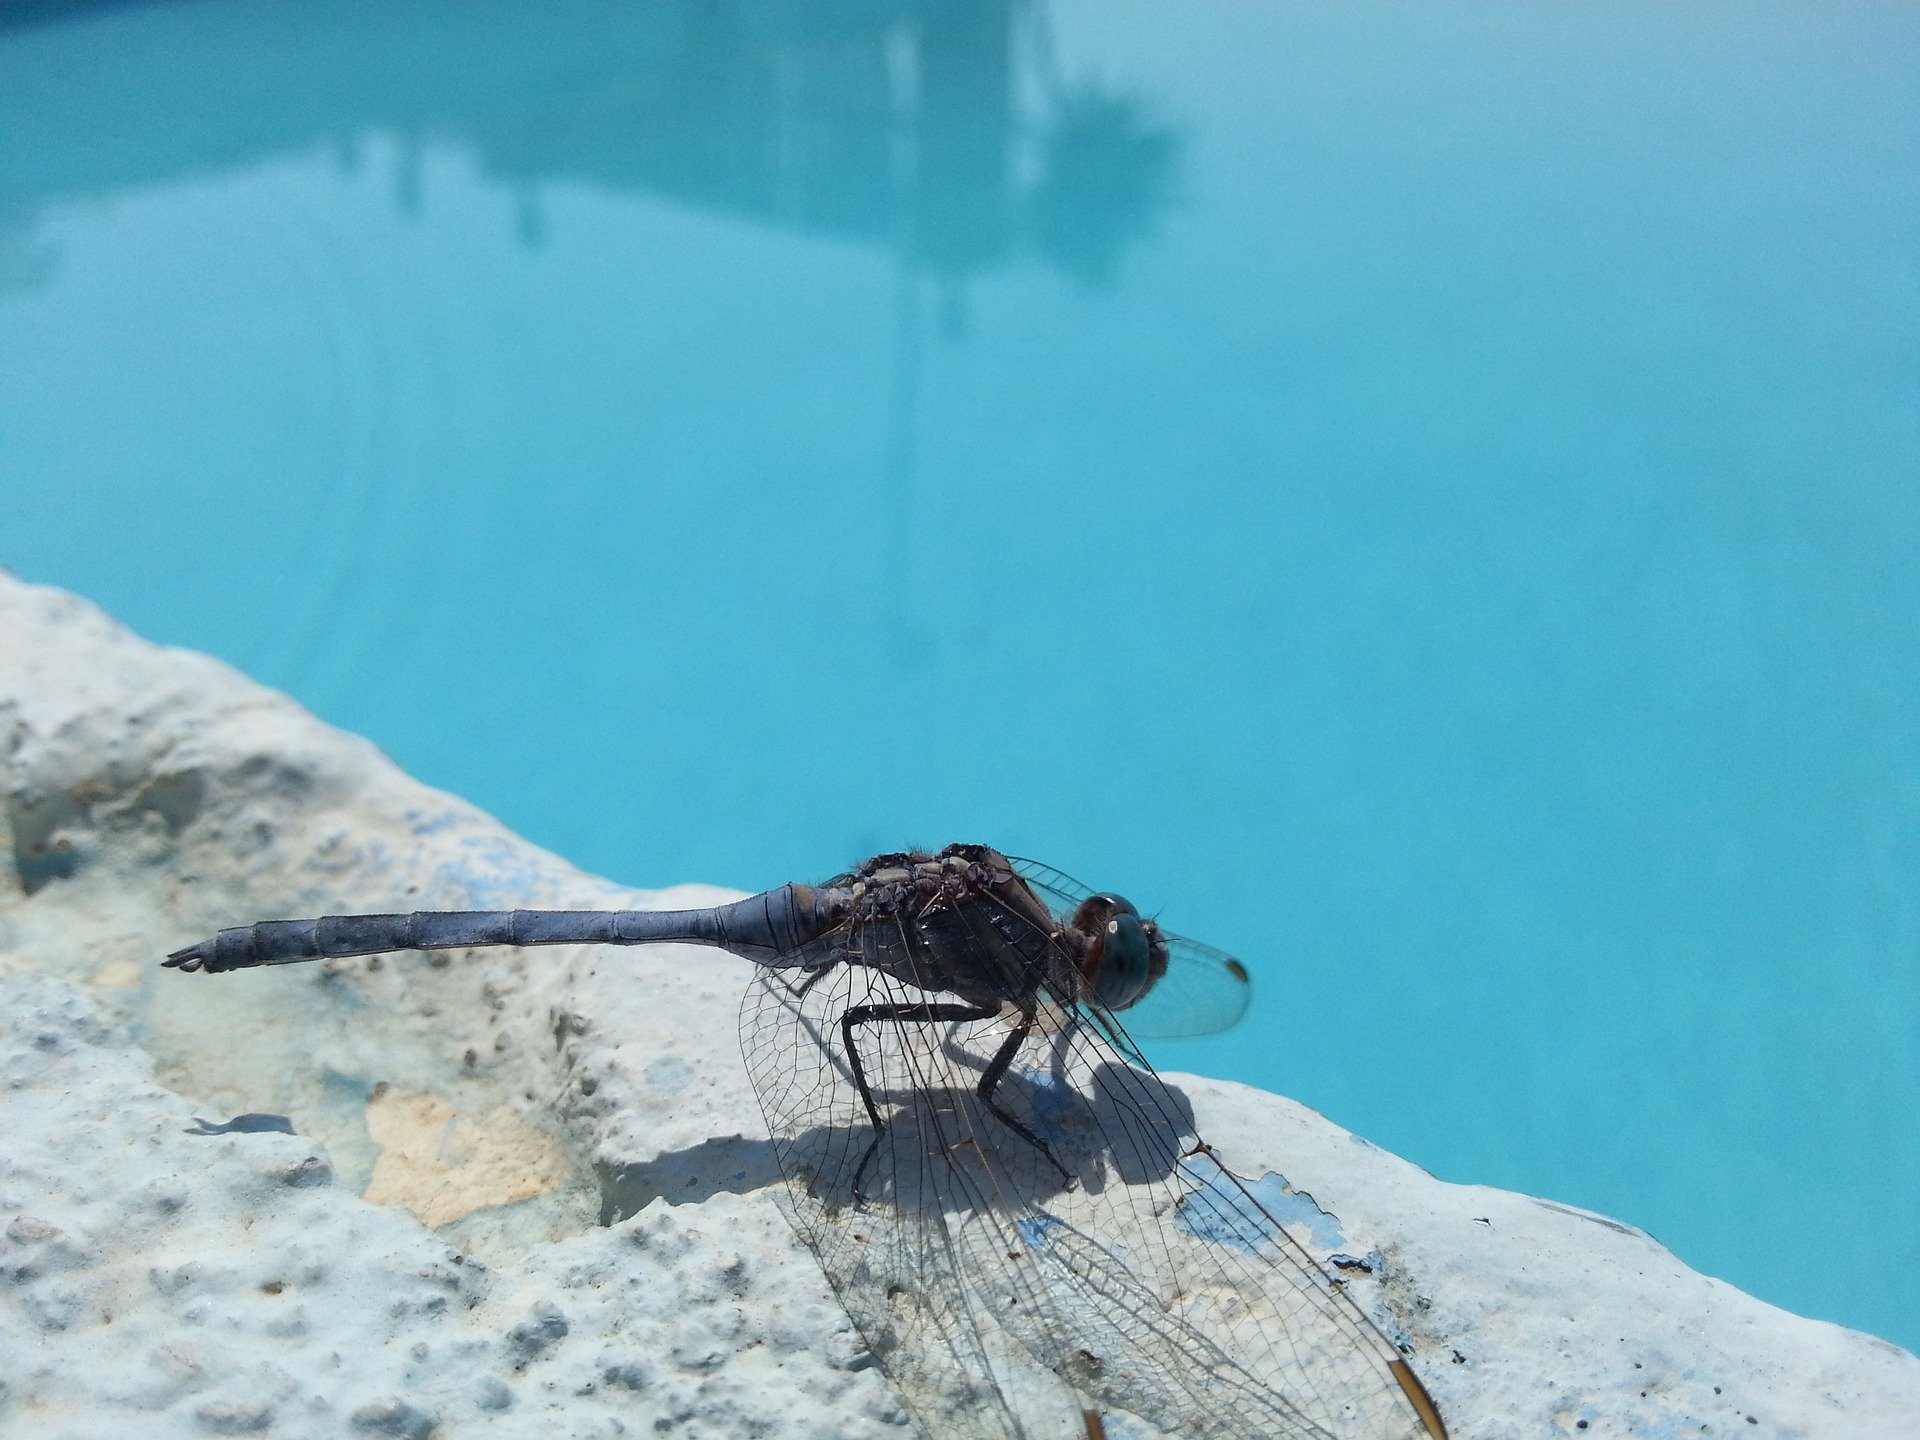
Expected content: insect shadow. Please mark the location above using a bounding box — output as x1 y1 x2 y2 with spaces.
597 1061 1199 1229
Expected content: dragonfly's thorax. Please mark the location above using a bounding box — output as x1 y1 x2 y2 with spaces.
827 844 1085 1009
840 845 1023 916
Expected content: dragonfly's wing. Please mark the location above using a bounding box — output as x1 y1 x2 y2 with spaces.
1007 856 1097 914
1032 1000 1445 1440
740 897 1446 1440
1121 933 1252 1039
742 918 1089 1440
1007 857 1252 1041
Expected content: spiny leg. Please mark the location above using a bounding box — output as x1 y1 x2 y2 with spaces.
839 1000 1069 1199
974 1005 1070 1185
775 959 841 1001
840 1001 997 1200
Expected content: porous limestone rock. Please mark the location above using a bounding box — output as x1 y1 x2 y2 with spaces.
1 569 1916 1439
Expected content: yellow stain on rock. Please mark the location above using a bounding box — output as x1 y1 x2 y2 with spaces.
362 1086 569 1227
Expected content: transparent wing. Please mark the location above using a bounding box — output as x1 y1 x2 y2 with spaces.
1006 856 1098 911
1125 934 1252 1039
739 894 1446 1440
742 915 1085 1440
1009 856 1252 1041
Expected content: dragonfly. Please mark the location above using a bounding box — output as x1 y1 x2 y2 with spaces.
164 842 1448 1440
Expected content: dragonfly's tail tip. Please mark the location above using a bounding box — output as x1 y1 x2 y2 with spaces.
163 945 208 972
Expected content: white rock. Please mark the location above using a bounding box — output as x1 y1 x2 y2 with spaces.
1 568 1915 1439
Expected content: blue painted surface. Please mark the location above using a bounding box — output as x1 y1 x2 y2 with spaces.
1173 1153 1354 1260
1016 1215 1065 1253
2 0 1915 1348
1176 1155 1328 1255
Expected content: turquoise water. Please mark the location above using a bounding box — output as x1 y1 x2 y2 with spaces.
3 0 1916 1348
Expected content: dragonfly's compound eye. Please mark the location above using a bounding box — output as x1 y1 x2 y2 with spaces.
1073 893 1154 1010
1093 913 1152 1010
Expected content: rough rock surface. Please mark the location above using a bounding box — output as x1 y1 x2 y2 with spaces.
1 568 1915 1440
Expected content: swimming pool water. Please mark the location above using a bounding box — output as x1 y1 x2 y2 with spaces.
4 0 1916 1349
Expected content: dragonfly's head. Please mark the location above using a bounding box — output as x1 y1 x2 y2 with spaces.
1069 894 1170 1012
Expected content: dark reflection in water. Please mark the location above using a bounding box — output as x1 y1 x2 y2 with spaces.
0 0 1180 294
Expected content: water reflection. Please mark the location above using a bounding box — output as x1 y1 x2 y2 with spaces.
0 0 1180 293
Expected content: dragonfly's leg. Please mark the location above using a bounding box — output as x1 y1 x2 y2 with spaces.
974 1008 1071 1184
774 959 840 1001
840 1001 998 1199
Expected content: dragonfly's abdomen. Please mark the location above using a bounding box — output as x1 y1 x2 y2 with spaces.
164 885 846 973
